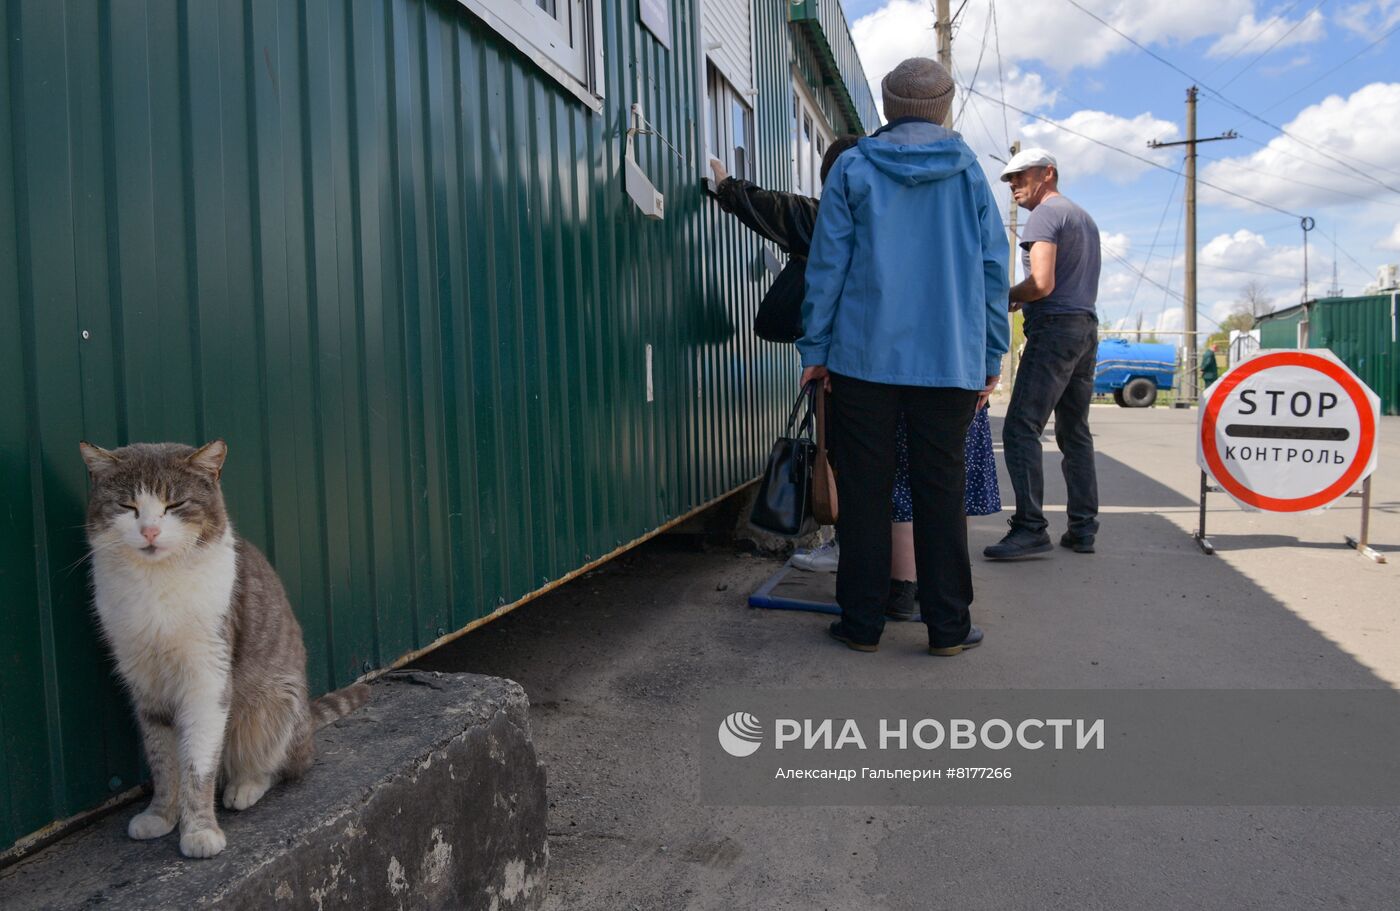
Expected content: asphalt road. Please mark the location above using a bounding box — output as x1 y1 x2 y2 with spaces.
417 404 1400 910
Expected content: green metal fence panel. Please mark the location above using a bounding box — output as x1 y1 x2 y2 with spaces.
1 0 867 852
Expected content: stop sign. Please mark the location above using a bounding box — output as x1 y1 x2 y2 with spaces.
1198 350 1380 513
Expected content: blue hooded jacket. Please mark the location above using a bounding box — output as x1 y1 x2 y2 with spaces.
796 120 1011 388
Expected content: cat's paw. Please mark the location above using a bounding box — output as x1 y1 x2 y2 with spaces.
179 826 227 859
128 811 176 840
222 778 271 811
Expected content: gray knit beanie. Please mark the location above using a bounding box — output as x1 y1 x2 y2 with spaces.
881 57 954 124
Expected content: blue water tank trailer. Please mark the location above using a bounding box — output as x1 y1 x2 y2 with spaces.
1094 338 1177 407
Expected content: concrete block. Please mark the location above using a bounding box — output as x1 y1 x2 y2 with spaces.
0 671 547 911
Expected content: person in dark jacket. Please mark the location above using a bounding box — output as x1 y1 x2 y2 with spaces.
1201 344 1220 387
709 137 860 343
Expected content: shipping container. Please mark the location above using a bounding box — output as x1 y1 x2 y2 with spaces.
1257 294 1399 415
0 0 877 853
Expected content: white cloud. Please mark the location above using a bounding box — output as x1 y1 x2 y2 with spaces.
1259 54 1311 77
1199 82 1400 211
1095 228 1316 331
849 0 940 94
1378 222 1400 251
1022 110 1179 184
849 0 1256 94
952 0 1253 73
1337 0 1400 36
1205 9 1325 58
1101 231 1132 258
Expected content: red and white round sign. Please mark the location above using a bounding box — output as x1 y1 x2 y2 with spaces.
1198 350 1380 513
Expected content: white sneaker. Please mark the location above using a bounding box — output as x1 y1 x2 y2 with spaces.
790 539 839 573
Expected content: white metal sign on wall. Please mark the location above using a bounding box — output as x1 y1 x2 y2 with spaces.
1198 350 1379 513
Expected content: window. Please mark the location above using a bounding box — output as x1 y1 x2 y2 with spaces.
707 63 755 181
791 77 834 196
464 0 601 109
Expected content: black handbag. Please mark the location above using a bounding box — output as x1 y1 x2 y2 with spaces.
749 382 819 538
753 261 805 343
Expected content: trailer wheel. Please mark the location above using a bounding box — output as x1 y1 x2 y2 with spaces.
1112 389 1127 407
1122 377 1157 408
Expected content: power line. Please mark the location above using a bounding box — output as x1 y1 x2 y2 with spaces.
1155 176 1189 325
1197 152 1400 209
1111 245 1188 305
1057 0 1400 196
1259 18 1400 119
989 0 1011 148
954 3 995 126
1332 239 1376 281
1228 131 1384 187
1218 0 1328 91
1107 243 1227 331
1200 262 1305 281
1127 166 1184 315
953 60 1007 153
1204 0 1309 75
959 83 1305 217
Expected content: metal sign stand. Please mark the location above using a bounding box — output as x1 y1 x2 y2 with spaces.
1193 472 1386 563
1345 477 1385 563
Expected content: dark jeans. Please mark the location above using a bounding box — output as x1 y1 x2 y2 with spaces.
1003 311 1100 537
829 374 977 648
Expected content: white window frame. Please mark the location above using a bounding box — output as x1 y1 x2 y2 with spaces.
791 74 834 196
706 63 755 182
461 0 604 112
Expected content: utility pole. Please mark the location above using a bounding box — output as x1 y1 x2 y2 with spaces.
935 0 953 128
1006 140 1022 386
1148 86 1236 406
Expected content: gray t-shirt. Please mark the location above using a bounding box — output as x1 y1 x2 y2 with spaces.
1019 195 1100 320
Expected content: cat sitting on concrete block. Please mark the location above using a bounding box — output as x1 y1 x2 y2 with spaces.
80 440 369 859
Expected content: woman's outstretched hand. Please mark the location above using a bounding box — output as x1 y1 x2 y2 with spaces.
708 157 729 184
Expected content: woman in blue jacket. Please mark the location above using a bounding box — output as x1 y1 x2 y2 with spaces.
798 57 1010 657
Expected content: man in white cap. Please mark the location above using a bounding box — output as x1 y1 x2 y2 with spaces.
983 148 1102 560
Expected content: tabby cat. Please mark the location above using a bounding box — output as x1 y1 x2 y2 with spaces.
80 440 368 858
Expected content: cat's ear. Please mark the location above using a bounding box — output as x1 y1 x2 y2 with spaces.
79 441 121 478
187 440 228 480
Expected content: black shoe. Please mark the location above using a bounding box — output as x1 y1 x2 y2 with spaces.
982 524 1053 560
929 625 984 656
828 621 878 652
1059 532 1096 554
884 580 919 622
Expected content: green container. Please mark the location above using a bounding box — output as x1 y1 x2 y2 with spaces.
1257 295 1399 415
0 0 872 852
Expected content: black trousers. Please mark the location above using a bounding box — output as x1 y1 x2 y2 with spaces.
829 374 978 648
1003 312 1100 537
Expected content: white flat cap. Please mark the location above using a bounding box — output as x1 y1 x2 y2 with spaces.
999 147 1057 181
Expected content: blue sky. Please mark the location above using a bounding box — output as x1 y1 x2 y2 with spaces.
840 0 1400 333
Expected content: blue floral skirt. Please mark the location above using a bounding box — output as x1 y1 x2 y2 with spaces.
892 405 1001 520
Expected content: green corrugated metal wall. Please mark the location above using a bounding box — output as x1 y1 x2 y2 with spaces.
1258 295 1399 415
1258 305 1304 350
0 0 870 852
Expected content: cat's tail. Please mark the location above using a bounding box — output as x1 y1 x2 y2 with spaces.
311 683 371 728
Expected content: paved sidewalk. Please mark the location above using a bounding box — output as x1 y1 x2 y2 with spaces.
418 404 1399 911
